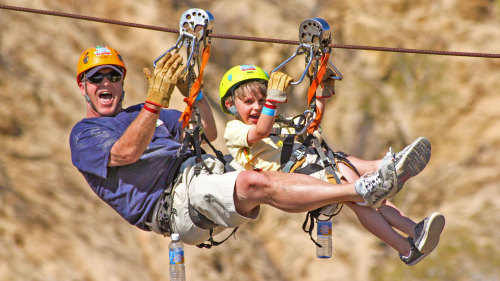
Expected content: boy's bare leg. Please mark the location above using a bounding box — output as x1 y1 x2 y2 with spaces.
343 156 380 178
378 201 416 237
339 158 418 238
346 202 411 256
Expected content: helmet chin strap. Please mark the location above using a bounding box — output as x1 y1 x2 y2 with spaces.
83 78 99 113
226 93 241 119
228 106 237 115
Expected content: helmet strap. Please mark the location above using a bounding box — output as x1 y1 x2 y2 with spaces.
119 90 125 105
228 106 241 120
83 76 99 113
225 92 240 118
228 106 238 115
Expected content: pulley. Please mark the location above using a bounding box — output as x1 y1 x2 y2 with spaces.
273 18 342 85
153 8 214 71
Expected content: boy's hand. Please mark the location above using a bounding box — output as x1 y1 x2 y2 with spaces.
143 52 184 107
267 72 293 103
318 68 336 98
176 71 190 97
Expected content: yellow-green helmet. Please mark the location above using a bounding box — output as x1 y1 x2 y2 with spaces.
219 64 269 114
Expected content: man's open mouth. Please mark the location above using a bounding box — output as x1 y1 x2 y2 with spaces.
99 92 113 104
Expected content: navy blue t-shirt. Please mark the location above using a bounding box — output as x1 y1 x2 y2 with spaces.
70 104 190 230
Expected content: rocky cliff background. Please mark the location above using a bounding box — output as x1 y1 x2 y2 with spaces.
1 0 499 280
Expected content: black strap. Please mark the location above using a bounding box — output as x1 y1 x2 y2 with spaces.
184 130 241 248
323 141 361 177
196 227 239 249
294 163 323 175
302 211 322 247
311 137 342 184
281 134 314 172
202 133 226 165
280 134 296 167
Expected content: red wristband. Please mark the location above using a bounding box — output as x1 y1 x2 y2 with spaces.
264 103 277 109
143 103 159 114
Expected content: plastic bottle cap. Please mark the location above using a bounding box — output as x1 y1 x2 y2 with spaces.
171 233 180 241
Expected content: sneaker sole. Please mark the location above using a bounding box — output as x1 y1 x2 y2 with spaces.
396 137 431 176
395 137 431 191
417 212 445 253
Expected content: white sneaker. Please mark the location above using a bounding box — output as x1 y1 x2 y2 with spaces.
355 158 396 208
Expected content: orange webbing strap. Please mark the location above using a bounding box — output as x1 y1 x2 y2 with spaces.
179 44 211 128
306 53 330 134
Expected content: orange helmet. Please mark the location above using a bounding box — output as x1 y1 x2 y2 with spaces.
76 45 126 84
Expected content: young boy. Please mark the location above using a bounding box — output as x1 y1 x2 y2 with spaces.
219 64 445 266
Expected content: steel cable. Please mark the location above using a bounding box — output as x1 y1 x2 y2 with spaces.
1 4 500 59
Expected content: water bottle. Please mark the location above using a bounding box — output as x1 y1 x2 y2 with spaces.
169 233 186 281
316 219 332 258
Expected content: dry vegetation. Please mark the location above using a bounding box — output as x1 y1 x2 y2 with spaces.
1 0 499 280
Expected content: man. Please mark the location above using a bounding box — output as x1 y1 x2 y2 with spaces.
70 45 404 246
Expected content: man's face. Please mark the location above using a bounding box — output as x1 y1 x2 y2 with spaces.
79 67 124 117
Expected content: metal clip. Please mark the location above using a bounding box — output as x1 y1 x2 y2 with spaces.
294 110 316 135
273 18 342 84
153 8 214 69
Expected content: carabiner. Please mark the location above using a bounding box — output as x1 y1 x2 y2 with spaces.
294 110 316 135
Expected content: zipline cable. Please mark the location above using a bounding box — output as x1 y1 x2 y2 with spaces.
1 4 500 59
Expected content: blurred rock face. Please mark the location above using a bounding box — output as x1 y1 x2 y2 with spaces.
1 1 499 280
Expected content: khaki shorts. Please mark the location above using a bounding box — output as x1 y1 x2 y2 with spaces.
170 155 259 245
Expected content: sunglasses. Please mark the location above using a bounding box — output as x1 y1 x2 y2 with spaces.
86 70 123 83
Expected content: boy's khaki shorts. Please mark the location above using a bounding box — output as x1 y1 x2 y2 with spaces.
170 155 259 245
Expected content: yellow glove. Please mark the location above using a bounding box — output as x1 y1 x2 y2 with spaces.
266 72 293 103
143 52 184 107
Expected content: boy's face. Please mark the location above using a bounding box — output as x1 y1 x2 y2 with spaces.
232 89 266 125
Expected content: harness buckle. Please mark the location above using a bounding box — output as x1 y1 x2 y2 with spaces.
146 190 174 236
293 148 306 161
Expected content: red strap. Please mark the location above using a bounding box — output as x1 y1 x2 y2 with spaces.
179 44 211 128
307 53 330 134
264 103 277 109
143 103 159 114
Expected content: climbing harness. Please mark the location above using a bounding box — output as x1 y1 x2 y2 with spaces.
271 18 360 247
148 8 235 248
272 18 343 175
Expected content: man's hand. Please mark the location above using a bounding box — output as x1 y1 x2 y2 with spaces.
266 72 293 103
143 52 184 107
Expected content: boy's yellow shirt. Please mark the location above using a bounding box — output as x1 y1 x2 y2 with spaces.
224 119 292 171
